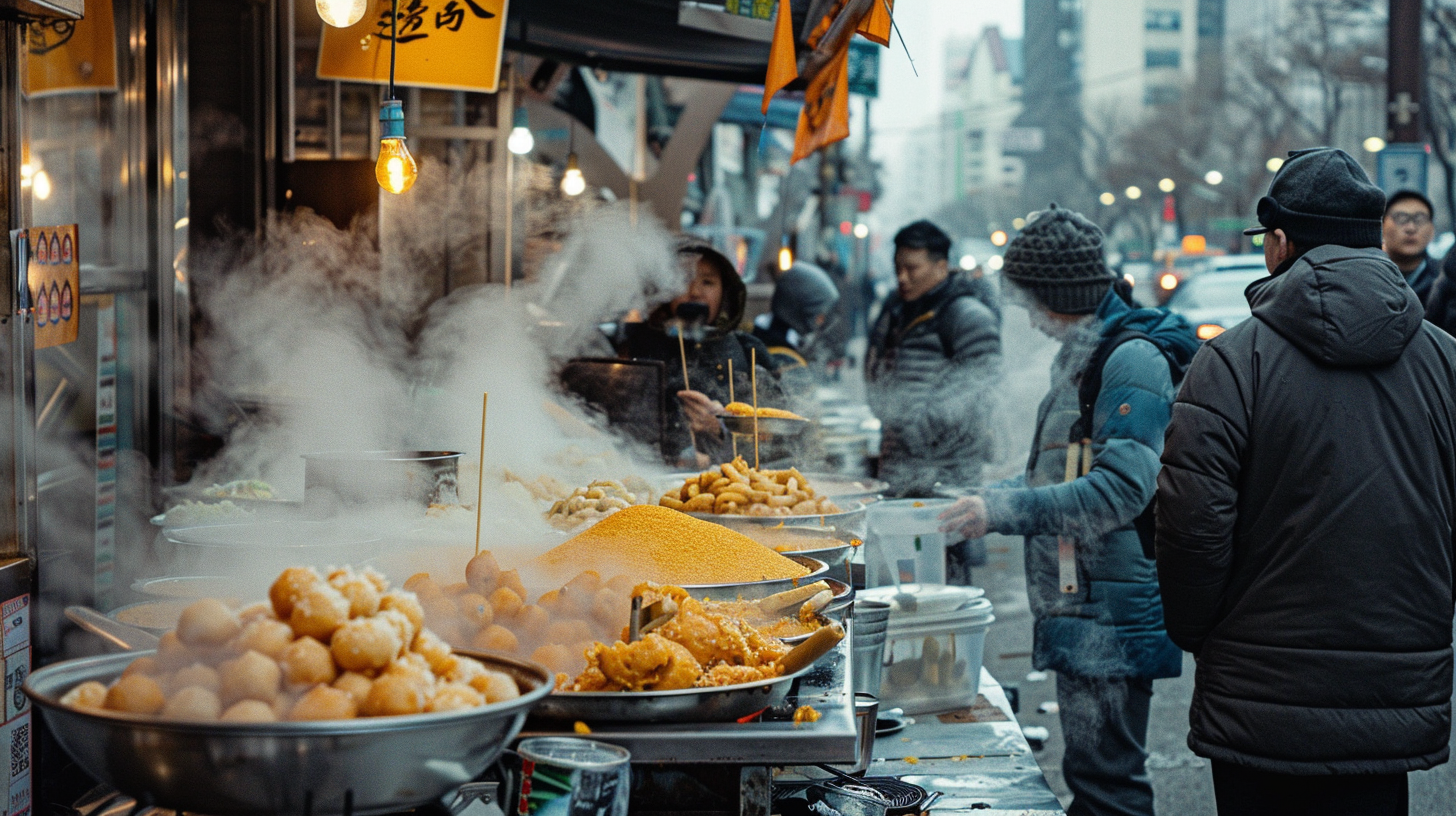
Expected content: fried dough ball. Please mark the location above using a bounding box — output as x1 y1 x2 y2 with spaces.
427 683 485 713
565 570 602 598
591 587 627 627
445 654 487 685
529 643 578 675
471 624 518 654
514 605 550 638
279 636 337 687
360 672 427 717
220 700 278 723
288 684 358 721
455 593 494 628
121 656 160 678
332 671 374 706
402 572 439 597
156 631 194 671
604 574 637 596
378 591 424 641
234 618 295 659
470 669 521 703
328 568 382 618
545 619 594 647
536 588 569 614
375 609 414 653
60 681 108 709
386 652 436 686
237 601 276 625
218 650 282 706
288 583 350 642
361 567 389 594
270 566 322 619
171 663 222 694
177 598 242 647
331 617 403 672
464 551 500 594
487 587 523 620
105 674 166 714
163 686 222 721
443 582 470 597
497 570 527 600
412 630 455 675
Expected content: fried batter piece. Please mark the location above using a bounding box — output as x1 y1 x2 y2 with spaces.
562 634 703 692
697 663 782 687
638 585 791 668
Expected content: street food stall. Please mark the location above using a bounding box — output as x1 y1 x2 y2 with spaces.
0 1 1067 815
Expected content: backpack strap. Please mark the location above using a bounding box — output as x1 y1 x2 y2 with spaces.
1071 329 1167 444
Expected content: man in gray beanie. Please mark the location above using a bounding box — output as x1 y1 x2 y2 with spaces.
753 261 841 370
1157 147 1456 816
940 204 1197 816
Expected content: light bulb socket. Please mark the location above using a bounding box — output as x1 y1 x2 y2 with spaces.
565 152 580 172
513 107 529 129
379 99 406 140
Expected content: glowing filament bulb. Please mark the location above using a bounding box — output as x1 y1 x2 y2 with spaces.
561 153 586 196
32 170 52 200
376 138 418 194
507 108 534 155
316 0 367 27
778 245 793 271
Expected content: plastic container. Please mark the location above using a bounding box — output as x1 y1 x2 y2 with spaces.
851 600 890 697
864 499 956 587
859 584 995 715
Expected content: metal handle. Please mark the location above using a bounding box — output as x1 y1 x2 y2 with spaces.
64 606 160 651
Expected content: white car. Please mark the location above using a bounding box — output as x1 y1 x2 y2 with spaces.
1165 261 1268 340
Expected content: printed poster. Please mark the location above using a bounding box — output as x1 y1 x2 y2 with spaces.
317 0 510 93
23 0 118 97
26 225 79 350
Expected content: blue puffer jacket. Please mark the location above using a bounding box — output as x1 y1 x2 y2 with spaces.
980 290 1188 679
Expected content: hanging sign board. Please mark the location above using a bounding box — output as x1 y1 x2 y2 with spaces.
26 225 80 349
22 0 118 97
792 44 851 163
317 0 511 94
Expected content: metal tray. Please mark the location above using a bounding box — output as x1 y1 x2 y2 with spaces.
534 663 815 724
681 555 828 601
717 414 810 436
25 649 551 816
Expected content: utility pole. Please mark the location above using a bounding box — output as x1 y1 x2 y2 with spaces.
1388 0 1423 143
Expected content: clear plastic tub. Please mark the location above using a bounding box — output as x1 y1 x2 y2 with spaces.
859 584 995 715
864 499 956 587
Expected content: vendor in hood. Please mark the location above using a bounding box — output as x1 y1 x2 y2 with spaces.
617 239 785 467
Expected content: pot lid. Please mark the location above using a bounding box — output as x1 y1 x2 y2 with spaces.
859 583 985 616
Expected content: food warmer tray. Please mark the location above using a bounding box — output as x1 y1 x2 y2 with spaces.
518 621 858 765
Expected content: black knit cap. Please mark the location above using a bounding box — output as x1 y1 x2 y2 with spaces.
1242 147 1384 249
1001 204 1114 314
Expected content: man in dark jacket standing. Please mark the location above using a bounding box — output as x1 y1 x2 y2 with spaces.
1381 189 1439 303
866 220 1001 496
1157 148 1456 816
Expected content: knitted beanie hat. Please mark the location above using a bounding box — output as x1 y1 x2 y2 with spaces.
1001 204 1114 314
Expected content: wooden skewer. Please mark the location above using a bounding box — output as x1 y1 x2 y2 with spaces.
728 358 738 459
751 348 760 469
677 327 698 453
475 392 489 556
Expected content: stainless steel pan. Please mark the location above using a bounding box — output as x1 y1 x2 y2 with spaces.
25 649 550 816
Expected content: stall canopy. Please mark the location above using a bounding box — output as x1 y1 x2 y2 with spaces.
506 0 776 83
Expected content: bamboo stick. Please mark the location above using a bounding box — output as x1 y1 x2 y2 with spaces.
751 348 760 469
728 358 738 459
677 328 698 453
475 392 489 556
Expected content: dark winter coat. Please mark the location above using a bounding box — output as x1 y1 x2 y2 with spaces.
1423 250 1456 334
980 290 1188 680
865 272 1002 496
1157 244 1456 774
1405 251 1439 304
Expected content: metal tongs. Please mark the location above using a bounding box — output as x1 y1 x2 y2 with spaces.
755 581 835 619
628 595 679 642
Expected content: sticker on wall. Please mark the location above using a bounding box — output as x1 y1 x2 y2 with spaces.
26 225 80 349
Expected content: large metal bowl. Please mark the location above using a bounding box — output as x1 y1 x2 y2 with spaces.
686 500 868 541
25 649 550 816
163 520 383 577
681 555 828 601
657 473 886 504
533 662 815 723
302 450 462 506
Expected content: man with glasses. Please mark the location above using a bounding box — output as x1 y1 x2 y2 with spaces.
1382 190 1438 302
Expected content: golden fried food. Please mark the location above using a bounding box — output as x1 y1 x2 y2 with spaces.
60 681 107 709
722 402 806 420
332 671 373 705
471 624 518 653
331 617 403 672
658 458 839 516
361 672 427 717
105 674 166 714
456 593 494 628
328 567 382 618
288 584 350 641
475 669 522 703
234 618 295 659
163 686 223 721
568 633 703 692
155 631 192 670
280 636 338 686
545 480 639 531
220 699 278 723
218 650 282 706
379 591 424 640
176 598 241 648
288 685 358 721
171 663 222 694
269 567 321 619
121 656 160 678
427 683 486 713
464 551 500 595
411 630 455 674
792 704 820 724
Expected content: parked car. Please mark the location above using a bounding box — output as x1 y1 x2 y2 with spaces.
1164 261 1268 340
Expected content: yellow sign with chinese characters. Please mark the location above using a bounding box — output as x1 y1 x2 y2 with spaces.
317 0 510 93
26 225 80 349
23 0 119 97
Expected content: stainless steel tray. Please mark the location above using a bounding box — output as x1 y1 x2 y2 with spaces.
535 663 815 724
717 414 810 436
25 649 551 816
681 555 827 601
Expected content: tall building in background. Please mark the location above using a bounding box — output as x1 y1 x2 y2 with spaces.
1016 0 1086 210
942 27 1025 201
1082 0 1201 117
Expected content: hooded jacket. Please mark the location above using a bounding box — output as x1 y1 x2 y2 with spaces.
979 289 1189 679
1157 244 1456 774
865 272 1002 495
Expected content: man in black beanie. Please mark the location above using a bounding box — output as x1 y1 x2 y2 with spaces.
940 204 1198 816
1157 147 1456 815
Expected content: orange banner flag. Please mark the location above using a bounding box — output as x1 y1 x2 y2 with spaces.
857 0 893 46
762 0 799 113
792 44 851 163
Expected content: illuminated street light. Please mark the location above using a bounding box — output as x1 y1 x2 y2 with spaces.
1125 186 1142 200
990 230 1008 247
1204 170 1224 185
1099 192 1116 206
1158 178 1176 193
853 223 869 239
1363 136 1387 153
959 254 977 271
1266 157 1284 172
987 255 1004 271
1011 217 1026 230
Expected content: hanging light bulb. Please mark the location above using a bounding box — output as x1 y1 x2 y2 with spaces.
317 0 367 27
375 99 418 194
778 244 793 271
32 170 52 200
507 107 534 155
560 153 586 196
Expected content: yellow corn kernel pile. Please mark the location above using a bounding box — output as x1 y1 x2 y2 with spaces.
531 505 810 584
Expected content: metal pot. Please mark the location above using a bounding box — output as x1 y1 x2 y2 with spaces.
302 450 462 506
680 555 829 601
24 649 551 816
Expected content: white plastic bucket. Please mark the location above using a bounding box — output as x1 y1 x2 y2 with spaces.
865 499 955 587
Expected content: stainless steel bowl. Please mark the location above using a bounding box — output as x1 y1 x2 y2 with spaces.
681 555 828 601
717 414 811 436
302 450 462 506
687 500 868 541
533 663 814 723
25 649 550 816
163 520 383 577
